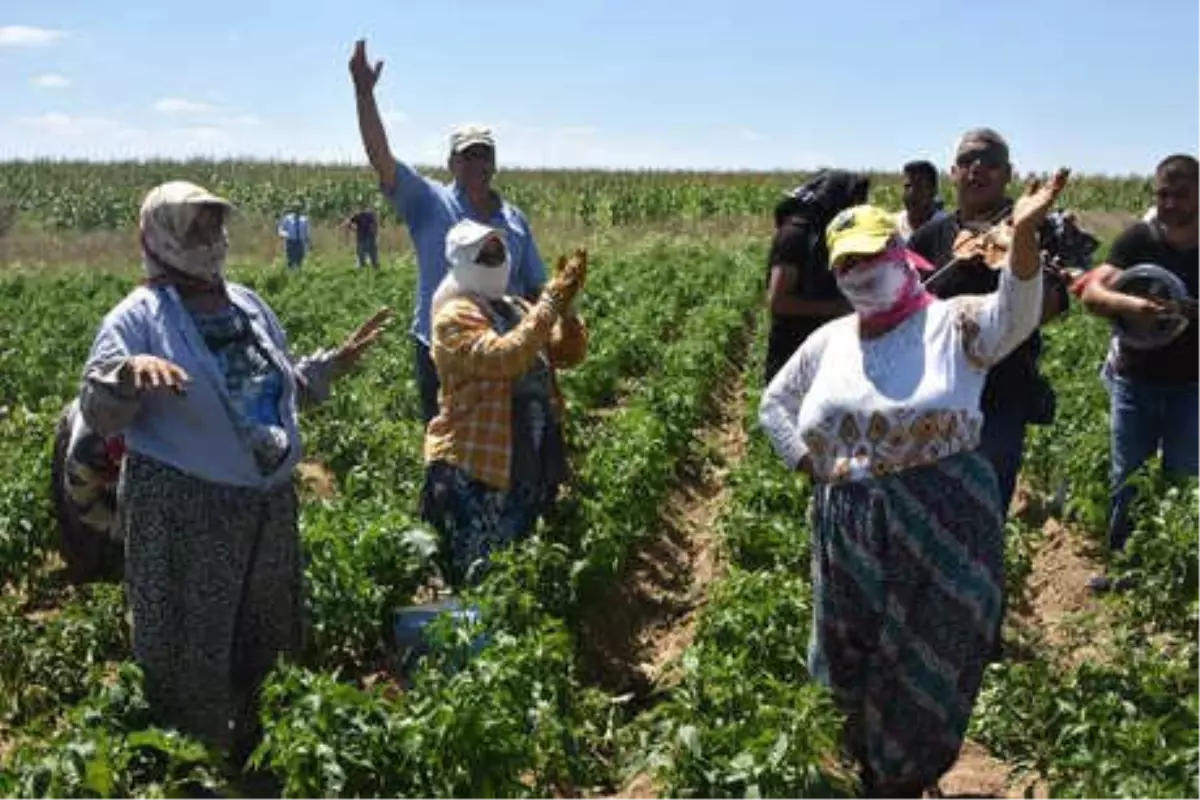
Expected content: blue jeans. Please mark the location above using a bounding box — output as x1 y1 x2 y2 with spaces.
978 405 1027 517
1105 367 1199 551
285 239 306 270
414 339 440 426
356 239 379 269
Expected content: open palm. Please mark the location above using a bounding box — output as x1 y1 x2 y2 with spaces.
334 306 393 372
349 39 384 94
1012 167 1071 233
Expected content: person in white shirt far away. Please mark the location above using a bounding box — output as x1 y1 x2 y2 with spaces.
278 202 312 270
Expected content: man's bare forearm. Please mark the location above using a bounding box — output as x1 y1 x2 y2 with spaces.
356 90 398 191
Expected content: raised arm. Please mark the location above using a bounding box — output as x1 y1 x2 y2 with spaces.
959 169 1068 368
247 289 392 408
433 255 584 379
349 39 399 193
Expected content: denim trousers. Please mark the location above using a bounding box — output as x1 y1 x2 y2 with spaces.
1104 364 1198 551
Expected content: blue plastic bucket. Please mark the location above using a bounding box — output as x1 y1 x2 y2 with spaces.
392 597 487 676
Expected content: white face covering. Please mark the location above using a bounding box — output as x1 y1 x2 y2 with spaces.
139 181 233 282
433 219 512 313
835 251 915 317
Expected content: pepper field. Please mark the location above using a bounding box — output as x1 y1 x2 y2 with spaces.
0 163 1194 798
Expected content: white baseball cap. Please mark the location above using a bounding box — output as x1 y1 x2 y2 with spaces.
449 123 496 154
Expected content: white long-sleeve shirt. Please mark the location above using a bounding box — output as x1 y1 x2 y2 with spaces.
759 264 1043 484
277 212 310 243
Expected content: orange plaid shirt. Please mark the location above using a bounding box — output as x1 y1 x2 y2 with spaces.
424 294 588 491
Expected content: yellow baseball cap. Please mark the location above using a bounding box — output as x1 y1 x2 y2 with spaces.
825 204 900 269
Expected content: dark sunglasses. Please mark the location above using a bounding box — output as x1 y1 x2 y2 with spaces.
475 237 507 267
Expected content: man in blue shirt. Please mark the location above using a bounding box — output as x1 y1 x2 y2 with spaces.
349 39 548 424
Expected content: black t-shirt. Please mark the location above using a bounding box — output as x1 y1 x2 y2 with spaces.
350 211 378 241
765 220 842 376
908 210 1063 420
1107 222 1198 384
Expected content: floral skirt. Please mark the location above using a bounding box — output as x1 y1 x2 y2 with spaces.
808 450 1004 794
420 461 553 586
119 452 303 756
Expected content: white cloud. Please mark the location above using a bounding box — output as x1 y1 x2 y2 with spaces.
154 98 217 114
19 113 117 135
225 114 261 126
382 109 409 125
0 25 66 46
31 73 71 89
737 128 767 143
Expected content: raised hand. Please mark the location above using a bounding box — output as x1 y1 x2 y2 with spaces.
1013 168 1071 234
349 39 385 96
334 306 393 372
551 248 588 308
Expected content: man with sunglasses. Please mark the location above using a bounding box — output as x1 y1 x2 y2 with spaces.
909 128 1070 517
349 39 548 424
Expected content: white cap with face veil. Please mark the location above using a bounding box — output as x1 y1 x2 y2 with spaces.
138 181 233 282
431 219 512 315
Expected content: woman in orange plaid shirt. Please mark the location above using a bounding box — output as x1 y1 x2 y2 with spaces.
420 219 589 586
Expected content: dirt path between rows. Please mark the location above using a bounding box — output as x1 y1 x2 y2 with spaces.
583 342 751 799
937 489 1114 798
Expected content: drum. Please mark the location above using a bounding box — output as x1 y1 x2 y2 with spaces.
1112 264 1191 350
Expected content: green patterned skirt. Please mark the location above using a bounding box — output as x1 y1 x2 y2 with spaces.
808 450 1004 794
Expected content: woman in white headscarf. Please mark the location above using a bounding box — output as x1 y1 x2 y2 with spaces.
421 219 588 586
78 180 391 761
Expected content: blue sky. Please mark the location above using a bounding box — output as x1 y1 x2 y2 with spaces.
1 0 1196 174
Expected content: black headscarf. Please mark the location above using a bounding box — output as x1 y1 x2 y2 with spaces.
773 169 871 230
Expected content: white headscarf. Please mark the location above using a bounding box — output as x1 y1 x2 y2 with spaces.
138 181 233 282
431 219 512 315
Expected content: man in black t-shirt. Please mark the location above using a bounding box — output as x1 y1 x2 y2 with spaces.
909 128 1069 515
347 208 380 269
1080 154 1198 572
763 171 866 383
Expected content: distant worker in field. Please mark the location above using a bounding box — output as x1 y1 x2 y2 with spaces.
277 202 312 270
894 159 949 241
908 128 1070 515
1079 154 1198 591
760 170 1070 797
763 169 868 384
420 221 588 586
346 205 380 269
349 38 548 425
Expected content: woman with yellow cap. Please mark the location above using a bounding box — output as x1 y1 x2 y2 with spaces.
759 169 1070 796
78 180 391 763
421 219 588 586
